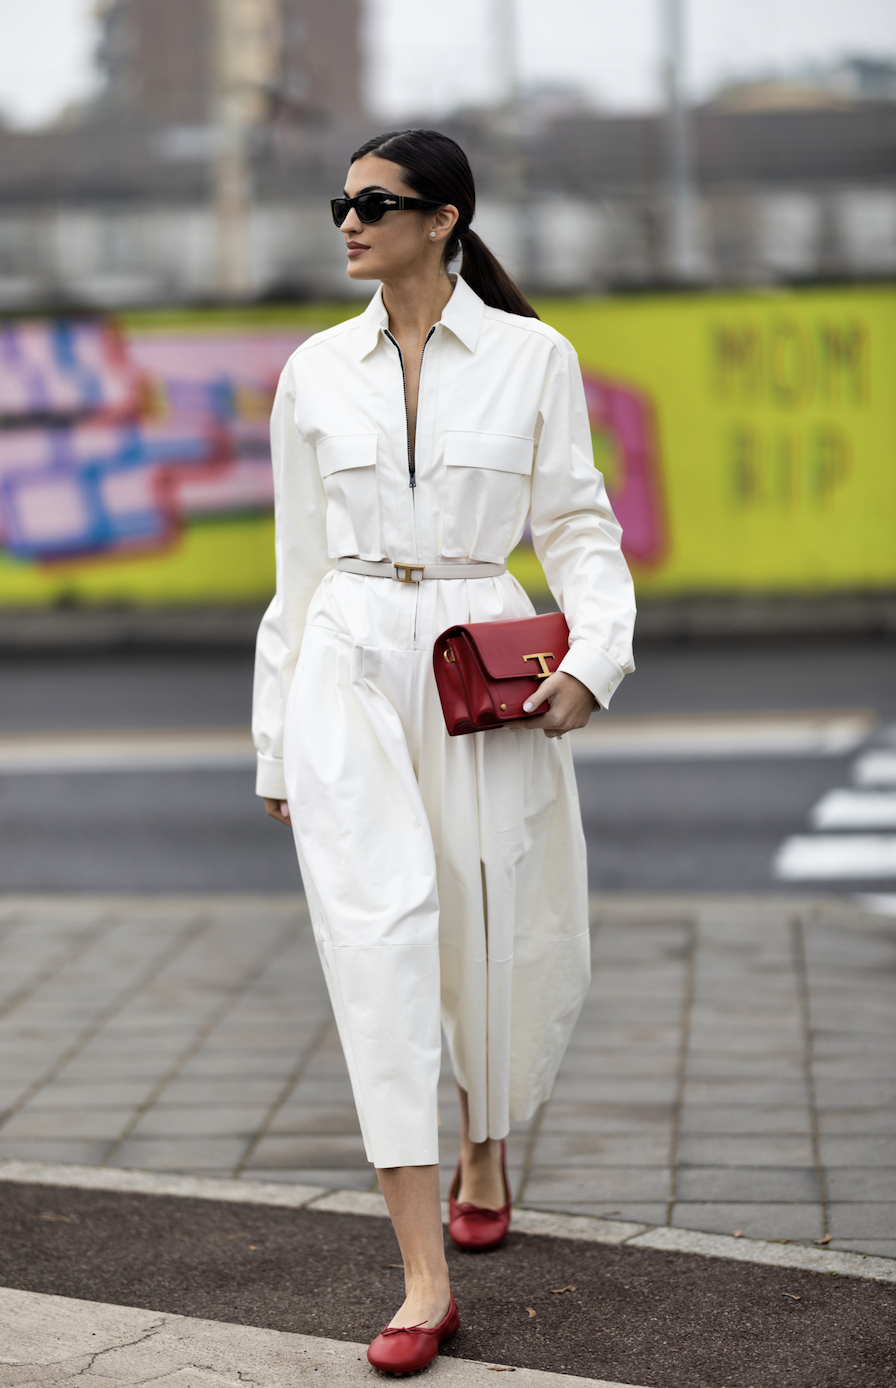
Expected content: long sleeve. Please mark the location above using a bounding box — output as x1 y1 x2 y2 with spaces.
252 370 331 798
529 347 636 708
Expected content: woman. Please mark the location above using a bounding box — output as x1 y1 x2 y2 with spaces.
253 128 635 1374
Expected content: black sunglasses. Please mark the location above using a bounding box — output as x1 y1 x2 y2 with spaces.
330 192 444 227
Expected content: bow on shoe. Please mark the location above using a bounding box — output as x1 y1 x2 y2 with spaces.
382 1322 430 1337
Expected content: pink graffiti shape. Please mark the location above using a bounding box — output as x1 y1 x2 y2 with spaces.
581 370 666 567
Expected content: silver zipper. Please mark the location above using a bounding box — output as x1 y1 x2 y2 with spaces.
385 326 435 489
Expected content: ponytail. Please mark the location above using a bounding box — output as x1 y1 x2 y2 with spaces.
350 128 539 320
454 228 538 320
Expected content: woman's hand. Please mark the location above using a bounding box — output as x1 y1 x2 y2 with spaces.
522 671 595 738
264 798 292 826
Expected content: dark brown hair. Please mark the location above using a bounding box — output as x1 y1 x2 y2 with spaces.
350 128 538 319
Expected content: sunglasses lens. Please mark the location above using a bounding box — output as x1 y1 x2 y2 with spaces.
356 195 387 224
330 199 347 227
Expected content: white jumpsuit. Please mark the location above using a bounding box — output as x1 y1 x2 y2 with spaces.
253 275 636 1168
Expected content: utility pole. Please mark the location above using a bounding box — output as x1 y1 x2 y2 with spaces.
213 0 279 299
492 0 517 111
660 0 698 280
491 0 532 281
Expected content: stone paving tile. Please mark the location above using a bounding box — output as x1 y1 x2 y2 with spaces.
24 1082 162 1110
677 1135 815 1167
175 1051 307 1078
675 1166 821 1202
670 1202 824 1241
689 1006 803 1029
679 1106 813 1135
0 1139 109 1164
522 1166 671 1203
529 1132 671 1167
537 1102 674 1135
548 1077 678 1104
245 1135 370 1169
814 1081 896 1107
0 1107 136 1140
242 1166 372 1190
155 1080 290 1108
682 1079 810 1106
817 1108 896 1135
826 1169 896 1201
129 1106 274 1139
827 1202 896 1237
813 1056 896 1079
107 1137 248 1170
266 1106 364 1136
818 1135 896 1166
521 1201 671 1225
684 1055 806 1080
59 1052 191 1080
556 1049 679 1077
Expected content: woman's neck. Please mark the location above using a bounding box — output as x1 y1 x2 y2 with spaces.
381 268 455 345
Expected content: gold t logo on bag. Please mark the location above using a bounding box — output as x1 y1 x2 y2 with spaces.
522 652 555 679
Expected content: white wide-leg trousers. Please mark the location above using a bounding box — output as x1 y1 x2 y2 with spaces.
283 571 591 1169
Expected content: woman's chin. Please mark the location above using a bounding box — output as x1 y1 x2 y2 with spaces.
347 257 379 281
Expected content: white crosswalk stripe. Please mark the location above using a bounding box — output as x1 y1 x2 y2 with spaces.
774 833 896 880
854 750 896 786
810 789 896 829
773 726 896 882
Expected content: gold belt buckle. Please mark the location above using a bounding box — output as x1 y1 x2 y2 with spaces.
394 561 425 584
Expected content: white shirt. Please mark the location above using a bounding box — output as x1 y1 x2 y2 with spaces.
253 274 635 799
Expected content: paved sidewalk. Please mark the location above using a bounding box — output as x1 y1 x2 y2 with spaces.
0 893 893 1257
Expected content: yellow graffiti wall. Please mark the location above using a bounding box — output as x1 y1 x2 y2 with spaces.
0 288 893 606
541 285 896 596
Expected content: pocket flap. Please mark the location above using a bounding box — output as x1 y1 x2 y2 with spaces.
317 433 378 479
444 431 534 476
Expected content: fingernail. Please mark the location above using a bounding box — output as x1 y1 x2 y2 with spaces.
523 701 532 712
280 802 289 817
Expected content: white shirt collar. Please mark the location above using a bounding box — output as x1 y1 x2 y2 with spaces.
353 275 486 360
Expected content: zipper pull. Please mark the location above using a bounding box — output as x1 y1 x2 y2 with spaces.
409 472 416 489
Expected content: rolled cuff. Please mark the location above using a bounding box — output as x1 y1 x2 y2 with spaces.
558 641 627 709
256 752 287 800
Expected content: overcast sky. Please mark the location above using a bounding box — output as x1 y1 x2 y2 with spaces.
1 0 895 129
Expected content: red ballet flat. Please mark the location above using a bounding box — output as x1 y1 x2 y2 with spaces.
367 1293 460 1374
447 1138 512 1251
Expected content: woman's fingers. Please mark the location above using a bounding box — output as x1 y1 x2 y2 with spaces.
263 797 292 825
523 671 595 735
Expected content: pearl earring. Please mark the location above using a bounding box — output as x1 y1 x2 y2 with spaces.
430 232 436 239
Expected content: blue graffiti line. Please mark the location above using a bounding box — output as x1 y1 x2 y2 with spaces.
52 322 103 410
0 425 218 560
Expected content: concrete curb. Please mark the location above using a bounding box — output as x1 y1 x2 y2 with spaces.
0 1286 631 1388
2 1159 893 1286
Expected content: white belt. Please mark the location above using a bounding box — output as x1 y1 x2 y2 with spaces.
334 558 507 584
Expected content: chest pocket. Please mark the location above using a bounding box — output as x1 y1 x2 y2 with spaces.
441 431 534 562
316 433 385 561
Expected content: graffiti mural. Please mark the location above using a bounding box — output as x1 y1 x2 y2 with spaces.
581 369 666 567
0 319 307 565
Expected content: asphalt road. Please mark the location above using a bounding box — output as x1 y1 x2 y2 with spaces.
1 1182 893 1388
0 634 894 893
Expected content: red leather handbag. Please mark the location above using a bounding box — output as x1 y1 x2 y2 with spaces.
433 612 570 736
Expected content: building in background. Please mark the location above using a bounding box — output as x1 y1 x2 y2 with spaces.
0 5 893 304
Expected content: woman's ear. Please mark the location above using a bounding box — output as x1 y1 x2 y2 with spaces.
430 203 459 243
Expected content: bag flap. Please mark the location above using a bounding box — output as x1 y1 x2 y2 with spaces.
460 612 570 681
